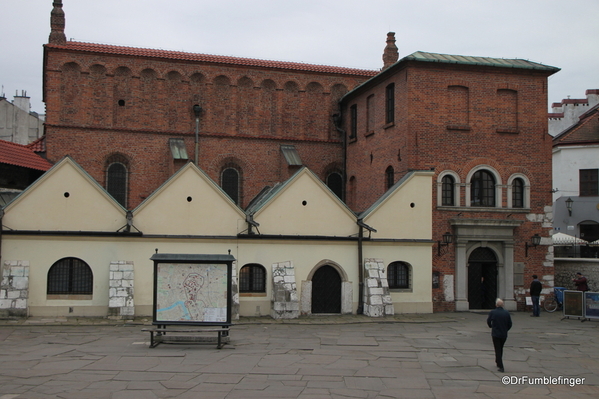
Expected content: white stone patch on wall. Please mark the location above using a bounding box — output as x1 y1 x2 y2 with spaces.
231 261 239 320
444 275 455 302
363 259 394 317
271 261 299 319
108 261 134 317
0 261 29 317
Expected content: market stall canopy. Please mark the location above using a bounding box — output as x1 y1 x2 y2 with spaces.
552 232 587 245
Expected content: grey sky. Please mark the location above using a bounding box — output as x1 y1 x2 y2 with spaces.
1 0 597 114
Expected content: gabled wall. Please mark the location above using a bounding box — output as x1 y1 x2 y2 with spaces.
133 163 246 236
2 157 125 232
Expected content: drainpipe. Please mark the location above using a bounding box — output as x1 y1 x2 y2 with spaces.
332 113 346 202
357 220 377 315
193 104 202 165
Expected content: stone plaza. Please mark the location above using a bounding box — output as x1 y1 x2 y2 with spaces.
0 311 597 398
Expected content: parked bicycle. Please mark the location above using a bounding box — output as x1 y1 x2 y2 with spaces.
543 287 565 312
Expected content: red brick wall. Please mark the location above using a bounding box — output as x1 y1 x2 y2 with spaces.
43 47 370 208
342 61 554 310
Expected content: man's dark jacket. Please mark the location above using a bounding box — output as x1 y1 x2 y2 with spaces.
530 279 542 296
487 306 512 338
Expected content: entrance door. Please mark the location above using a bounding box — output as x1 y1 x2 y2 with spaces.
468 247 498 309
311 265 341 314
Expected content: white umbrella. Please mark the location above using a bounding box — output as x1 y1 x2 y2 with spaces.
552 232 586 245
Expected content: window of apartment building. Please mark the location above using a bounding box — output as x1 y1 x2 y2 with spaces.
471 170 496 207
385 83 395 125
388 261 411 289
442 175 455 206
47 257 93 297
350 104 357 139
580 169 599 196
239 264 266 293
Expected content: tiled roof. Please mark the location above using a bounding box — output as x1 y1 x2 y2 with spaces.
553 104 599 145
0 140 53 171
26 136 46 153
46 41 378 77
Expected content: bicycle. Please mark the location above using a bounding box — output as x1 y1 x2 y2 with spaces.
543 287 565 312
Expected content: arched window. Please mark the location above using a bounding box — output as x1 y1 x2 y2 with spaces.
239 264 266 293
106 162 128 207
385 83 395 124
326 172 343 200
442 175 455 206
388 261 411 289
221 167 240 205
512 178 524 208
385 166 394 190
471 170 495 207
47 257 93 296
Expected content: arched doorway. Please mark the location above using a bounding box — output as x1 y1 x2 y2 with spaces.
311 265 341 313
468 247 498 309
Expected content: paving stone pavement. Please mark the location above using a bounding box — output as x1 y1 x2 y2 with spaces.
0 311 598 398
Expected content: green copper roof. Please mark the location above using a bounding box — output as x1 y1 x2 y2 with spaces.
404 51 560 72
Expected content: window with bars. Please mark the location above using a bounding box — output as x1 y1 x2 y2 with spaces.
388 261 410 289
442 175 455 206
47 257 93 296
239 264 266 293
107 162 127 207
471 170 495 207
512 178 524 208
580 169 599 196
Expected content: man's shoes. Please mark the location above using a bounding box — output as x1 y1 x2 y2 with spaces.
498 367 504 372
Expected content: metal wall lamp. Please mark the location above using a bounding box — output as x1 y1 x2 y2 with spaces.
525 234 542 257
438 232 453 256
565 197 573 216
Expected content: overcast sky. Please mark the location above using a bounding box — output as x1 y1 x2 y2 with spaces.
1 0 598 114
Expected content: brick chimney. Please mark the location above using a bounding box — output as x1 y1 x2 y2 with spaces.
49 0 66 44
382 32 399 70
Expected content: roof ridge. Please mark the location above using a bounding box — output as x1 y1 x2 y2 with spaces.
46 41 378 77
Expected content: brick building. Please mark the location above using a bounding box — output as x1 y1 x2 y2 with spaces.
41 1 558 312
340 35 559 311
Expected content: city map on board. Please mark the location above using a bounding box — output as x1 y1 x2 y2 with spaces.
155 263 228 323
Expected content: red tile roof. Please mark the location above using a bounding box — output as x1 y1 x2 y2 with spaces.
0 140 53 171
46 41 379 77
26 136 46 153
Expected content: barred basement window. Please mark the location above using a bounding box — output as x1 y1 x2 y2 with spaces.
239 264 266 293
388 261 411 289
47 257 93 296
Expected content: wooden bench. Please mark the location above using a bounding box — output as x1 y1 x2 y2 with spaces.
142 325 230 349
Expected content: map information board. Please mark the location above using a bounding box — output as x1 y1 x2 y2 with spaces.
155 263 228 323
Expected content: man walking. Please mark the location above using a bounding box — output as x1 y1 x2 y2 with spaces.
487 298 512 372
530 275 542 317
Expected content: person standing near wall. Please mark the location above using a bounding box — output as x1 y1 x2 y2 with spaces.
487 298 512 372
530 275 542 317
573 272 589 292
